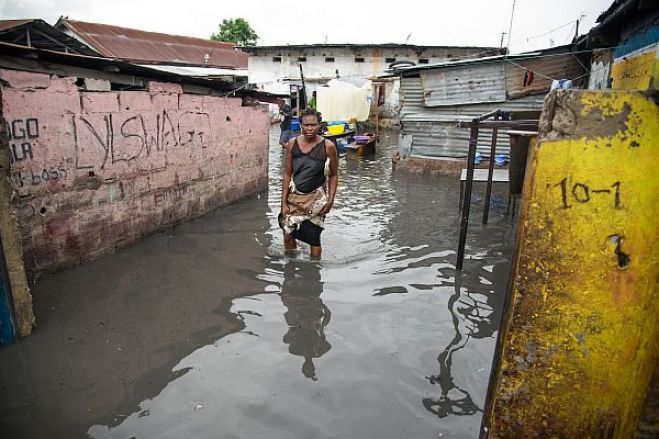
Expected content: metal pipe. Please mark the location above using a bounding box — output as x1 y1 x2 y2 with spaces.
477 109 501 122
483 123 499 224
456 122 479 271
458 119 537 129
299 63 307 110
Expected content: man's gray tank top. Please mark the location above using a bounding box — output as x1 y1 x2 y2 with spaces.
291 138 327 193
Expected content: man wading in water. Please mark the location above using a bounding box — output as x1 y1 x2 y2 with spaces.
279 108 339 259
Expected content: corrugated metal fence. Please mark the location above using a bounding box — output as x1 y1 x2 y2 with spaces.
399 71 545 158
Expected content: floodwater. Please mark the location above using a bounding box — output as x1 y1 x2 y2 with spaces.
0 128 516 439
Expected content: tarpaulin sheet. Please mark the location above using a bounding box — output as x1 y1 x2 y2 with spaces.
316 79 371 122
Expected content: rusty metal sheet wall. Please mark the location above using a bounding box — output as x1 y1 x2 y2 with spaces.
420 61 506 106
505 53 585 99
400 76 544 158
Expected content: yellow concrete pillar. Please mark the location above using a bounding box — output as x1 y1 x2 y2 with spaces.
483 90 659 438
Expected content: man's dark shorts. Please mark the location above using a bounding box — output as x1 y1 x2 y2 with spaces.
278 214 323 247
279 129 292 146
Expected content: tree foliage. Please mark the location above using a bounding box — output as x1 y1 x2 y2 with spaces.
210 18 258 46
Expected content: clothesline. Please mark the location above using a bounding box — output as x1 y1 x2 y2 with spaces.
505 54 656 84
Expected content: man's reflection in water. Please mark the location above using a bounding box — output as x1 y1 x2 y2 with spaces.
423 275 498 417
280 260 331 381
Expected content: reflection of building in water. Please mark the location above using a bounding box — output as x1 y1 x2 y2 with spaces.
280 261 331 381
423 275 498 418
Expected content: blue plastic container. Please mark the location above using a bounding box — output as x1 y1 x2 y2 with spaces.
336 138 347 154
495 154 508 166
291 117 301 132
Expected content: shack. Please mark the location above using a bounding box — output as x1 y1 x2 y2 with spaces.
393 45 587 173
581 0 658 91
0 25 271 341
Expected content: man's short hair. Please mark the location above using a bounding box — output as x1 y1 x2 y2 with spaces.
301 107 320 121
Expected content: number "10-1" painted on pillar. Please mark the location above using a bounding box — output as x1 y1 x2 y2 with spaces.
553 177 622 209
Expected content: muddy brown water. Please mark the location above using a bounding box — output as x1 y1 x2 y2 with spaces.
0 128 515 438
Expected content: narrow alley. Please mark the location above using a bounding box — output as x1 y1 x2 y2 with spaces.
1 1 658 437
0 128 515 438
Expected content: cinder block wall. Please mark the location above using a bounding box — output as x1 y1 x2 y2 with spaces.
0 69 269 278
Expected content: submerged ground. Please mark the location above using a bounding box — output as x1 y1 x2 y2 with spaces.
1 128 515 438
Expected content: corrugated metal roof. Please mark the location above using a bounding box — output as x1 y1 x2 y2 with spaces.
596 0 639 25
399 76 544 158
0 19 100 56
56 19 247 69
420 61 506 106
0 20 34 31
139 65 247 77
395 44 579 74
0 41 238 91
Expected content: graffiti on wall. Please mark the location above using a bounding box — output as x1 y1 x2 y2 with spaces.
8 118 38 162
73 110 212 170
8 118 71 189
8 110 214 193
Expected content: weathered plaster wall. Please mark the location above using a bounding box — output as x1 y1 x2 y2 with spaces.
0 69 269 278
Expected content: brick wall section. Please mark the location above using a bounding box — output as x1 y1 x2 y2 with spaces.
0 69 269 278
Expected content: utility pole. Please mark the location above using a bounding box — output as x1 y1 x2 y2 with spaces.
574 14 585 42
500 32 507 48
506 0 516 50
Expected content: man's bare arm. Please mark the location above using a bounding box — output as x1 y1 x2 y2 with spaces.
320 141 339 215
281 140 294 215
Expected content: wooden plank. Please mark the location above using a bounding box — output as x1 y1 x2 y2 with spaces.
460 168 508 182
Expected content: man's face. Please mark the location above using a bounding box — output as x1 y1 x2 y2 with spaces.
301 116 319 138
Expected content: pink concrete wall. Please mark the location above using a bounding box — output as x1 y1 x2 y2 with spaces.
0 69 269 277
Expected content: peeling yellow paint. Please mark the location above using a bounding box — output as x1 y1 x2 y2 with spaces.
485 91 659 438
610 45 659 91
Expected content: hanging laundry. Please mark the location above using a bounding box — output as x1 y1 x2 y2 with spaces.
523 70 535 87
550 79 573 91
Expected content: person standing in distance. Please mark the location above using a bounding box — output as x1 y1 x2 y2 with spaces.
279 103 293 147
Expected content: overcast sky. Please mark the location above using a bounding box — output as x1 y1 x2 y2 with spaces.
2 0 612 53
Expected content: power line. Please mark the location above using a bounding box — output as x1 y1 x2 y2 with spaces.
506 0 517 49
563 22 577 45
521 19 578 43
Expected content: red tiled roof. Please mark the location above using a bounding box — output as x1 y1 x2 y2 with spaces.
57 19 247 69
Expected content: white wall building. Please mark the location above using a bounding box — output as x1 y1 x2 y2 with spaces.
244 44 505 125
